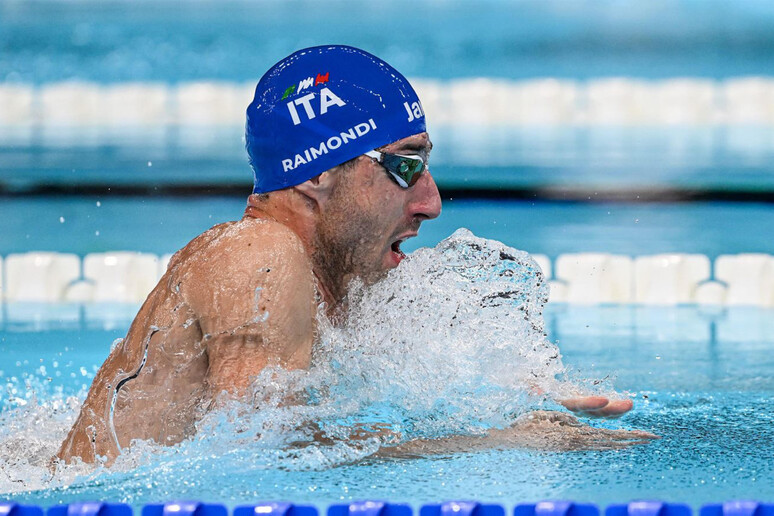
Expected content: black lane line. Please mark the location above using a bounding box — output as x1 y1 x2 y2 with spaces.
4 182 774 203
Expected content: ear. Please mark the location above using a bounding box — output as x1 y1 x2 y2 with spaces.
293 169 339 207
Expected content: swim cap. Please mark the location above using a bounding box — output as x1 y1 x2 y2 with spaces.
246 45 427 193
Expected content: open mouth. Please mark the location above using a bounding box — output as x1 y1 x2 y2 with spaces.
388 233 417 265
391 239 406 259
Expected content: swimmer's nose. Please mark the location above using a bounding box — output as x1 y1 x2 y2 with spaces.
409 169 442 221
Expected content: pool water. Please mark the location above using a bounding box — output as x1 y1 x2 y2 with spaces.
4 197 774 260
4 0 774 83
2 304 774 507
4 0 774 507
5 127 774 193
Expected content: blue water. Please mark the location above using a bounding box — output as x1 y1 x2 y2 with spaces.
3 0 774 507
2 196 774 260
3 0 774 194
2 0 774 83
3 305 774 506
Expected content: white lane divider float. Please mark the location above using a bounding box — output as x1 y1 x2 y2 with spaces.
3 78 774 130
2 251 773 306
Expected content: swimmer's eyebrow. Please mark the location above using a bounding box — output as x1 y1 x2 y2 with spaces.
394 140 433 154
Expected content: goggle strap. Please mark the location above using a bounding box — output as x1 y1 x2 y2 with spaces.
364 150 383 162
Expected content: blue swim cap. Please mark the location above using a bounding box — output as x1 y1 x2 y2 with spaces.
246 45 427 194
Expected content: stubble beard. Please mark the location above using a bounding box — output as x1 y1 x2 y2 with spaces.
312 184 388 307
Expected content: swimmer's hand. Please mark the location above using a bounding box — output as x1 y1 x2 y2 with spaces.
530 383 633 418
559 396 633 418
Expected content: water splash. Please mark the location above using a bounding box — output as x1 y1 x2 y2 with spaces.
0 229 593 499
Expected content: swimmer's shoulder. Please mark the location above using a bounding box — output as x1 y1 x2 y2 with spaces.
238 216 307 253
162 220 239 275
172 217 313 299
221 216 310 270
176 217 316 334
166 218 309 275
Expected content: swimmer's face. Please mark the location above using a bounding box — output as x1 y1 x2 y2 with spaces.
315 132 441 294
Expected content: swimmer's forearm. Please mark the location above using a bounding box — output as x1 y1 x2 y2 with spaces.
374 411 657 457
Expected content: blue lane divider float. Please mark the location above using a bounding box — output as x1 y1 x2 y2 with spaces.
234 503 317 516
1 503 45 516
48 503 132 516
421 502 505 516
515 502 599 516
607 502 691 516
142 502 227 516
701 503 774 516
329 502 412 516
4 500 774 516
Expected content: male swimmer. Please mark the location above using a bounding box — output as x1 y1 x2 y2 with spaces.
57 45 644 465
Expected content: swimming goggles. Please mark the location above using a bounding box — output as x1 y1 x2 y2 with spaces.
364 150 426 188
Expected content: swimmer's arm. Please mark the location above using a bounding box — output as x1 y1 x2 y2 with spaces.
294 422 400 447
185 226 316 398
300 411 655 457
206 278 315 397
374 410 657 457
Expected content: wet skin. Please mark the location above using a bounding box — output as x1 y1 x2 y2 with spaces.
57 132 641 465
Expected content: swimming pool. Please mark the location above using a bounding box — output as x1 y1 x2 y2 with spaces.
4 0 774 509
4 0 774 83
4 197 774 260
5 106 774 509
3 301 774 507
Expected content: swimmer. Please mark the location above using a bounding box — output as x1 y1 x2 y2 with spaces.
57 45 642 465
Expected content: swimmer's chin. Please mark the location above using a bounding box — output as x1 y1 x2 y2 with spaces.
374 252 403 277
